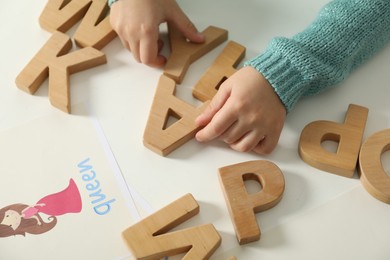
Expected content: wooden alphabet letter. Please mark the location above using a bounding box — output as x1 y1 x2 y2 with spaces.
193 41 246 102
164 24 228 84
359 129 390 204
219 160 285 245
39 0 92 33
73 0 117 50
299 104 368 178
15 31 107 113
122 193 221 259
143 75 210 156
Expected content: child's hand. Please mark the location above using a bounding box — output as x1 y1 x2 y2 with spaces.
195 66 286 155
109 0 204 67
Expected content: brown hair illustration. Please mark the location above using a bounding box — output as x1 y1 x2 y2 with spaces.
0 203 57 237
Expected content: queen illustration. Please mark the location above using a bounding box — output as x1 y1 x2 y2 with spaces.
0 178 82 237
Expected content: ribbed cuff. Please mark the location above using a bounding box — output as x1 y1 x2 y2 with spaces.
244 38 312 113
108 0 119 7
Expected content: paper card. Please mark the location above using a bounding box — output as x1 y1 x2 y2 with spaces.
0 105 138 260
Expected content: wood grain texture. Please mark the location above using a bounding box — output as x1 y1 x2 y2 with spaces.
122 193 221 259
143 75 209 156
73 0 117 49
193 41 245 102
164 24 228 84
39 0 92 33
359 129 390 204
299 104 368 178
219 160 285 245
15 31 106 113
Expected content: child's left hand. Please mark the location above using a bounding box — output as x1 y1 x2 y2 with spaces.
195 66 286 155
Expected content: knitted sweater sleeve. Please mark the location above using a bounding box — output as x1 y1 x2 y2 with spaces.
245 0 390 113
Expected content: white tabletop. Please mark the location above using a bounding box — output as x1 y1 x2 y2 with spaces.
1 0 390 259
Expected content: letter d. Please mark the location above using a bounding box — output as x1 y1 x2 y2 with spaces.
299 104 368 178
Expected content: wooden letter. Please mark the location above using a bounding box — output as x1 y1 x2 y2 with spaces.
219 160 285 245
143 75 209 156
73 0 117 50
39 0 92 33
299 104 368 178
193 41 246 102
122 193 221 259
164 24 228 84
359 129 390 204
15 31 107 113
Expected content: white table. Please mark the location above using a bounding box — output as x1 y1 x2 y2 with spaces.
1 1 390 259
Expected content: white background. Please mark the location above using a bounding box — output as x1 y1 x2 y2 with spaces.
1 0 390 259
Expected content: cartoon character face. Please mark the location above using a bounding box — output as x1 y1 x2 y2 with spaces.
1 210 21 230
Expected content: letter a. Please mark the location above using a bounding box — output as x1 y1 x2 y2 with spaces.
299 104 368 178
219 160 285 244
359 129 390 204
15 31 106 113
143 75 209 156
122 193 221 259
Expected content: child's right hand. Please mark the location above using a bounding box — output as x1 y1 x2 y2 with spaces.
109 0 204 67
195 66 287 155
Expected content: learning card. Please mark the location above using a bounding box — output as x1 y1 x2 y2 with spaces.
0 105 138 260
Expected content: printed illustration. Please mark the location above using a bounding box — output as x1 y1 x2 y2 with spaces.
0 178 82 237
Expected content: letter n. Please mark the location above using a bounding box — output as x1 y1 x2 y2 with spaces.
299 104 368 177
143 75 209 156
122 193 221 259
219 160 285 244
15 31 106 113
359 129 390 203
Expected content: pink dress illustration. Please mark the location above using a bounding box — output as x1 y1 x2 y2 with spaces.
0 178 82 237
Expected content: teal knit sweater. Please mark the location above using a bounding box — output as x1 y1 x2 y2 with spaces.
245 0 390 113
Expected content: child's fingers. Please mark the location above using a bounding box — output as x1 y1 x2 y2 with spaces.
170 4 205 43
229 131 264 152
128 39 141 63
139 29 166 67
252 132 280 155
219 121 248 145
139 28 158 63
195 106 237 142
195 103 216 127
195 83 231 127
118 36 131 54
